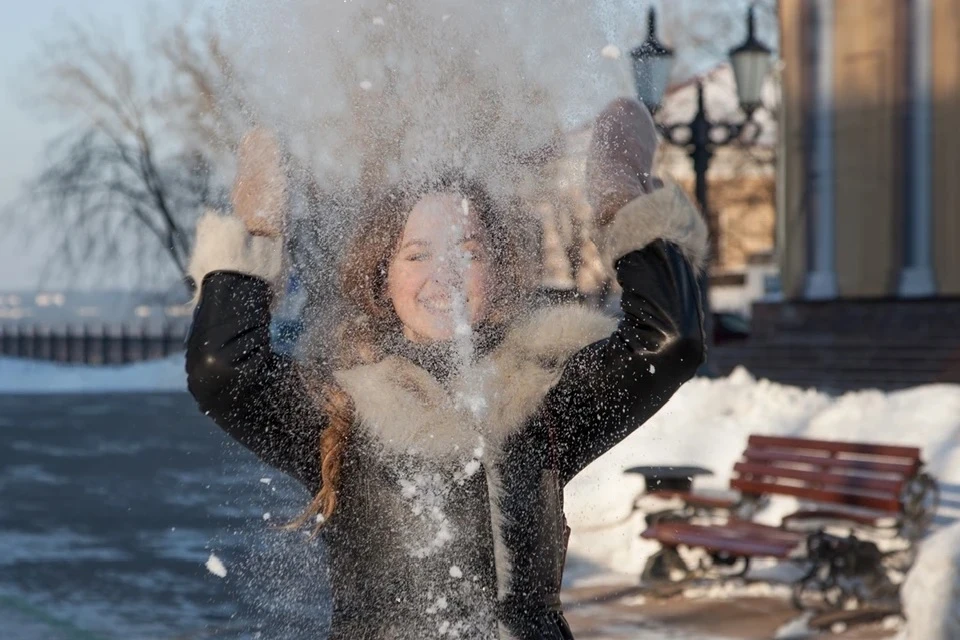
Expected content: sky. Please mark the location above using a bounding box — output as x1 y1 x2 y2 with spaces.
0 0 158 290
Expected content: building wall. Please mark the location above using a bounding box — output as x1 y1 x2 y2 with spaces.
779 0 959 300
932 0 960 294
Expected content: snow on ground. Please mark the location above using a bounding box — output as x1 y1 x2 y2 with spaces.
898 521 960 640
565 367 960 639
0 355 187 393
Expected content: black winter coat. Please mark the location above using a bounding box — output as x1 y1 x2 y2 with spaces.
185 183 707 640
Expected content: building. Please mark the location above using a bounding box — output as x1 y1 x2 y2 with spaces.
712 0 960 390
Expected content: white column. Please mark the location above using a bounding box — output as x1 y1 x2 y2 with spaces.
805 0 839 299
899 0 937 297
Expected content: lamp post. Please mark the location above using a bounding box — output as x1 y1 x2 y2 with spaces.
630 4 773 265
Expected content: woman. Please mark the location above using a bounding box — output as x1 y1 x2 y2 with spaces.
186 98 707 639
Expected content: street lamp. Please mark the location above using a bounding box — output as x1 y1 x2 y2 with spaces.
728 5 774 117
629 7 674 114
630 4 773 375
629 4 774 259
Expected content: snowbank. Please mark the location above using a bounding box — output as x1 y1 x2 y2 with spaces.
565 367 960 636
898 521 960 640
0 355 187 393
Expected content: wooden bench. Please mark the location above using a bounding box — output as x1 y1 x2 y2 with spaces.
644 435 936 536
639 435 939 601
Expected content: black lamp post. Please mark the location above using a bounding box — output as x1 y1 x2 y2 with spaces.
630 4 773 263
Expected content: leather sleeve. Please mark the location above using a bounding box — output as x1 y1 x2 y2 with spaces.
543 240 706 484
185 271 326 489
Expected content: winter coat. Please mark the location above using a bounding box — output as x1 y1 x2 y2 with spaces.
185 183 708 640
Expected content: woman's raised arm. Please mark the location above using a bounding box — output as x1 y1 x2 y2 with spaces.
544 184 706 484
184 129 326 490
543 99 707 483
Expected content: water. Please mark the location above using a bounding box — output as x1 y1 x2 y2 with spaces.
0 392 328 640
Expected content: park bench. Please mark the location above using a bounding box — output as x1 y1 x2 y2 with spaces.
636 435 939 609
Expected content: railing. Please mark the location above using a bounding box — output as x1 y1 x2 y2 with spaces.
0 323 190 365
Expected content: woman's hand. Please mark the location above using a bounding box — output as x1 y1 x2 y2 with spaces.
231 127 289 238
586 97 662 227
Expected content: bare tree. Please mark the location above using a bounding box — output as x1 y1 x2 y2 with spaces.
17 14 248 290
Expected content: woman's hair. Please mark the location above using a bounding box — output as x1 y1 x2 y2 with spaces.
287 173 536 534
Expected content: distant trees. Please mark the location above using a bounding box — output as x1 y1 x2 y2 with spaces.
20 13 250 289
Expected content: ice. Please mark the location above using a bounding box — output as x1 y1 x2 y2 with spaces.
205 553 227 578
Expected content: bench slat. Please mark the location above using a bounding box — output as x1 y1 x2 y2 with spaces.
782 508 892 527
747 435 921 460
642 523 800 558
721 518 808 543
733 462 905 495
731 478 903 512
743 448 917 476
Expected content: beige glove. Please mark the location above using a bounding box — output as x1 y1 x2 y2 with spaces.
231 127 288 238
586 97 662 227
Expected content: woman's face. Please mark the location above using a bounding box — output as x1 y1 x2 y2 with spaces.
387 192 490 343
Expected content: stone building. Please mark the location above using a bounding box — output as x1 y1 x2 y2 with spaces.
712 0 960 390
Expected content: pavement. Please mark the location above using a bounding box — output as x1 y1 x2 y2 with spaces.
1 583 901 640
562 583 902 640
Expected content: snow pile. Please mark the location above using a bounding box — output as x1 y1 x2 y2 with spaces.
564 368 960 637
0 355 186 393
898 522 960 640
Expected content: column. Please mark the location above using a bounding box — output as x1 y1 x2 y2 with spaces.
805 0 839 299
899 0 937 296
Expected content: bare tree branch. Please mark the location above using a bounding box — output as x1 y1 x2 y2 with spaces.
12 9 245 290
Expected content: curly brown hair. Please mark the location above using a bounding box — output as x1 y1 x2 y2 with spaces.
286 174 537 534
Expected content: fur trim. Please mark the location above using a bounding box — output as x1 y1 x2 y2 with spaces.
333 305 614 640
187 210 284 301
332 304 617 458
596 182 709 272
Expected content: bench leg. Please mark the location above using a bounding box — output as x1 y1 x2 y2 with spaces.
641 546 691 584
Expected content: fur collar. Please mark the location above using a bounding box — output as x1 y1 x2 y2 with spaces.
333 304 616 458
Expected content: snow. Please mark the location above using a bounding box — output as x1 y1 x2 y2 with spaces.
565 368 960 638
600 44 621 60
898 521 960 640
0 355 186 394
205 553 227 578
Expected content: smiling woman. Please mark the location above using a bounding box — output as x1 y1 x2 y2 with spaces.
388 192 491 344
185 100 707 638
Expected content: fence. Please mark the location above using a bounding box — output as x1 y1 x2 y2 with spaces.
0 323 190 366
